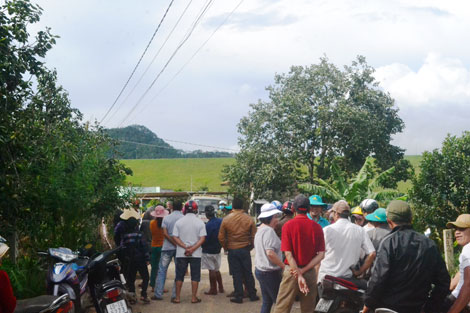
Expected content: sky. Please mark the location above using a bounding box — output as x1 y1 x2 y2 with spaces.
30 0 470 154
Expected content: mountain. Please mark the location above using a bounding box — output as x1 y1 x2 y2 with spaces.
105 125 233 159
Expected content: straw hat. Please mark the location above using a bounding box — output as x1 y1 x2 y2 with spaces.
120 209 141 220
151 205 169 218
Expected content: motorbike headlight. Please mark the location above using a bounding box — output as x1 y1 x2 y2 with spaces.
50 249 78 262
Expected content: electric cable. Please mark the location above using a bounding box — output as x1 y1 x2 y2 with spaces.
105 0 195 124
117 139 237 152
117 0 215 127
141 0 245 113
100 0 176 125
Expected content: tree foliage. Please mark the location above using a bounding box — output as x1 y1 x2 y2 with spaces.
298 156 403 205
225 56 412 199
410 132 470 232
0 0 130 256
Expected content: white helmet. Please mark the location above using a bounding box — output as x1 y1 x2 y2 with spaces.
271 200 282 210
359 199 379 214
219 200 227 209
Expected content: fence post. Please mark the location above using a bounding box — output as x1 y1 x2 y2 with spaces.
443 229 455 273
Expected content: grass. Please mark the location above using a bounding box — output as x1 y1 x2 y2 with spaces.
121 155 423 193
121 158 235 192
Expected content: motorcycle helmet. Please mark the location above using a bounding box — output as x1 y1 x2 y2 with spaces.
219 200 227 210
271 200 282 211
359 199 379 214
184 200 198 214
282 201 294 214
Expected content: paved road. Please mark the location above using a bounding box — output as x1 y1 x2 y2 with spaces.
131 252 303 313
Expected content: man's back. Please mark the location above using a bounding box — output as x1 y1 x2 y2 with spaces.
365 226 450 312
218 210 256 250
173 213 206 258
161 210 183 250
319 218 374 281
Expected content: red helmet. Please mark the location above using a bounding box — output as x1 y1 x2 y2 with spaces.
184 200 198 214
282 201 294 214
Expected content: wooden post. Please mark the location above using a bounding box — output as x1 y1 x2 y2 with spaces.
443 229 455 273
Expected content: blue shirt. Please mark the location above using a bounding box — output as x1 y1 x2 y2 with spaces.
307 213 330 228
202 217 222 254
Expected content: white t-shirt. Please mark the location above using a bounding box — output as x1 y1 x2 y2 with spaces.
173 213 207 258
254 225 282 271
318 218 375 282
452 243 470 298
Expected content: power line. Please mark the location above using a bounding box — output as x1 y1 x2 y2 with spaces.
106 0 195 124
117 139 237 152
100 0 176 125
117 0 215 127
142 0 245 113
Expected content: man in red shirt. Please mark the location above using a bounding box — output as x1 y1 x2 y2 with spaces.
273 195 325 313
0 236 16 313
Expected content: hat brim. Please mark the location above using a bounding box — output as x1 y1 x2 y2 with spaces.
447 221 470 229
310 201 327 207
258 209 282 219
151 210 169 218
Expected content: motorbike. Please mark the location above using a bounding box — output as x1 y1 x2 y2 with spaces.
14 293 75 313
315 275 365 313
86 246 131 313
43 247 90 312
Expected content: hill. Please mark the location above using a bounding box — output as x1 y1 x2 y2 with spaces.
106 125 233 159
122 155 422 193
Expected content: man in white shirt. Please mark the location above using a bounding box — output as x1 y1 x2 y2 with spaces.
318 200 376 290
172 200 207 304
447 214 470 313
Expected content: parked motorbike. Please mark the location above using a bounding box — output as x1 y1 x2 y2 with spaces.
14 293 74 313
315 275 365 313
86 246 131 313
42 247 90 312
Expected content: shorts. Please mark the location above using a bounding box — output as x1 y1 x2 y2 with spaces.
175 257 201 282
201 253 221 271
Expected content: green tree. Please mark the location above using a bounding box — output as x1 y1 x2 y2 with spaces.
410 132 470 232
298 156 402 205
233 56 411 193
0 0 130 263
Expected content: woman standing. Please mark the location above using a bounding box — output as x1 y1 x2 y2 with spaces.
149 205 168 292
254 203 285 313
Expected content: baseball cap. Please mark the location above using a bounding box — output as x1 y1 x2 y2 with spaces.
447 214 470 229
309 195 327 206
258 203 282 219
386 200 412 224
366 208 387 222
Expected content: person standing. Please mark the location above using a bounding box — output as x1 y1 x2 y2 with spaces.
307 195 329 228
255 203 285 313
362 200 450 313
318 201 376 289
172 200 207 304
275 201 294 239
446 214 470 312
114 209 150 304
149 205 168 292
218 197 259 303
153 200 184 300
0 236 16 313
364 208 390 251
201 205 224 295
273 195 325 313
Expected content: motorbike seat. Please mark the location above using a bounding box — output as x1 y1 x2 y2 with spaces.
100 279 123 292
324 275 360 291
14 295 59 313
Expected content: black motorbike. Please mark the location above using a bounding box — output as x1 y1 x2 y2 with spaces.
14 294 74 313
315 275 365 313
86 246 131 313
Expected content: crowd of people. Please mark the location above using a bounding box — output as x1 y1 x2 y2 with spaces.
3 195 470 313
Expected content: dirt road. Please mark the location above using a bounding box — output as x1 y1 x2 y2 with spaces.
131 252 303 313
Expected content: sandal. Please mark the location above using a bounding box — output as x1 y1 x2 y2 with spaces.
171 298 180 304
191 297 202 304
140 296 150 304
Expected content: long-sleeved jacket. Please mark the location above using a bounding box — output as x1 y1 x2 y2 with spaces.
364 225 450 313
218 210 256 250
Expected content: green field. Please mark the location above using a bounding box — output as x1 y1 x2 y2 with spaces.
122 158 235 191
122 155 423 193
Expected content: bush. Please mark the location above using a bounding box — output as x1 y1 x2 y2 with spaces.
2 256 46 299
